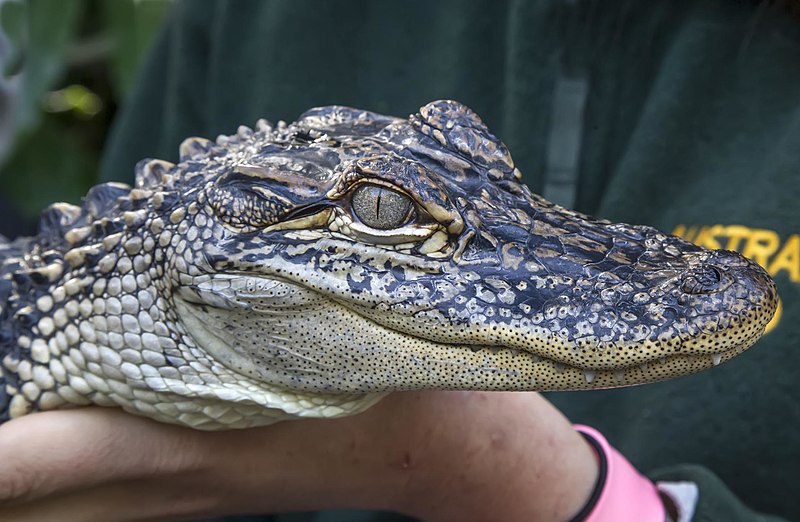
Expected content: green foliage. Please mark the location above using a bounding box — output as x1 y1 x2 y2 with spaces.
2 116 97 217
104 0 172 97
0 0 171 230
2 0 85 133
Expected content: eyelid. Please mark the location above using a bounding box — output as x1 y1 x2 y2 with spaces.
345 218 441 245
346 178 414 197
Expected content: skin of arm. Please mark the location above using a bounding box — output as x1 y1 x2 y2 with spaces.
0 391 598 522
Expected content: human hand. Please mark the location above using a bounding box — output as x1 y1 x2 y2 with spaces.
0 391 597 522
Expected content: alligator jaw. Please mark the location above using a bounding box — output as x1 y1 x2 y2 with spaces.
173 268 775 395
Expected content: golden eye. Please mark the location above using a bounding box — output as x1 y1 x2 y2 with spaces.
350 184 414 230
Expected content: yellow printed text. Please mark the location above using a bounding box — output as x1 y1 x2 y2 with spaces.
673 224 800 282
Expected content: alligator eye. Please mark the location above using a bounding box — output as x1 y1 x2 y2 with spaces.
351 184 413 230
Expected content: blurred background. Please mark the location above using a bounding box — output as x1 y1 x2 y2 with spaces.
0 0 171 238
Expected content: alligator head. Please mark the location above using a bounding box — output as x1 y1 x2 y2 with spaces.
0 100 778 429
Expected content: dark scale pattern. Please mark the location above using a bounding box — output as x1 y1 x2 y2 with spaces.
0 100 780 429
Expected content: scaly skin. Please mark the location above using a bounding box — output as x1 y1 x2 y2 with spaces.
0 101 778 429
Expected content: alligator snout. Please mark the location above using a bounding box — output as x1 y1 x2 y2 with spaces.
680 265 726 295
680 251 736 295
679 249 766 297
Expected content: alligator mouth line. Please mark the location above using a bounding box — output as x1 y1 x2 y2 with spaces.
459 337 758 388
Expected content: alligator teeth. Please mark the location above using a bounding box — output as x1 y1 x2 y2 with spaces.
712 354 722 366
639 363 649 373
531 354 542 363
554 362 565 373
614 370 625 382
583 371 596 384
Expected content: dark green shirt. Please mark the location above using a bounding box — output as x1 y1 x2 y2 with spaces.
101 1 800 520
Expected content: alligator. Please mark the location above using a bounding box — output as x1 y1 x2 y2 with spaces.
0 100 778 430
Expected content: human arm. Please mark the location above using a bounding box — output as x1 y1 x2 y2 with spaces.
0 391 598 522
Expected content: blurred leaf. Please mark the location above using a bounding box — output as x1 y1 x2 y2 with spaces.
104 0 171 97
0 0 26 77
10 0 86 132
0 0 172 236
0 114 97 222
43 84 103 117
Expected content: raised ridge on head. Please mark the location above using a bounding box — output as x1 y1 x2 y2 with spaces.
411 100 518 180
135 159 176 189
179 137 214 162
37 202 84 245
83 182 132 219
295 105 400 136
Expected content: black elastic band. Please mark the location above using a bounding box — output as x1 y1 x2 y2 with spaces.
567 431 609 522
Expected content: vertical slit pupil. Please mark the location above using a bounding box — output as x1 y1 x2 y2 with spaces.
351 184 413 230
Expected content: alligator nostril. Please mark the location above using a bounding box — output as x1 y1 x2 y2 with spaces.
681 265 724 295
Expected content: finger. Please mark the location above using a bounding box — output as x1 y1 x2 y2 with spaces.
0 408 205 503
0 473 222 522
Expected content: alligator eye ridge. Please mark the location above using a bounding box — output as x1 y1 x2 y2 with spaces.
350 184 414 230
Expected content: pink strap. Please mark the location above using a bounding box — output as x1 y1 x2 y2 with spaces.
574 425 666 522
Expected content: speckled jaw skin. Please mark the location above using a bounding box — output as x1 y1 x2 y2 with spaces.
0 100 778 429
